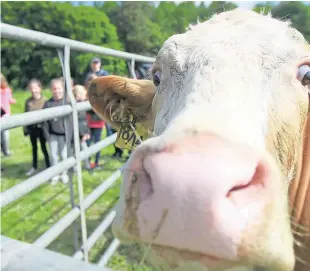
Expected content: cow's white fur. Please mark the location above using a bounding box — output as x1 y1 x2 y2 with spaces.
151 10 306 147
112 8 310 271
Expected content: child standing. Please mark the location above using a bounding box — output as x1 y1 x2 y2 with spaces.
24 79 50 176
72 85 91 170
84 73 105 169
43 78 71 185
1 73 16 156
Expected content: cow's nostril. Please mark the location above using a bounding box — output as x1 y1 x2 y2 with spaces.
124 156 155 203
226 160 269 205
138 169 154 202
120 133 281 265
227 182 252 197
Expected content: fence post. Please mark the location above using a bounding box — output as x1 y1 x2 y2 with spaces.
63 45 89 262
57 49 79 252
1 23 155 267
128 59 137 79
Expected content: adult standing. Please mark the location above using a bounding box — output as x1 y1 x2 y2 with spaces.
85 57 114 137
85 57 108 78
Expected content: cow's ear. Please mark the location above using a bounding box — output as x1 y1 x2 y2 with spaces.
87 76 156 130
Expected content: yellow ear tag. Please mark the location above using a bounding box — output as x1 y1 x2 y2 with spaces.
111 101 149 151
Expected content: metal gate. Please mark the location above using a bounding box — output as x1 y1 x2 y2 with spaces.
0 22 155 268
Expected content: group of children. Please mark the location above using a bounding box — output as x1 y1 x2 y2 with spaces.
1 72 122 185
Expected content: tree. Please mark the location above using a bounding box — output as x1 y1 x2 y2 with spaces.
198 1 238 21
1 1 126 88
271 1 310 42
102 1 165 56
252 1 276 14
253 1 310 42
154 1 179 39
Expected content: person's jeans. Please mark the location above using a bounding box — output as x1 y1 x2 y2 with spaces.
106 123 114 137
87 128 103 164
29 128 50 169
80 140 90 169
48 134 68 174
111 128 123 157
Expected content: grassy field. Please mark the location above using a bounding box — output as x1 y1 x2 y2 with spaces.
1 90 156 271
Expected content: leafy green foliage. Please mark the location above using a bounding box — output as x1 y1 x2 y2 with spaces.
1 1 126 88
102 1 166 56
1 1 309 89
271 1 310 43
1 90 155 270
1 1 310 270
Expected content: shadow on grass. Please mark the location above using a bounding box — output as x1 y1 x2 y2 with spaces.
25 201 72 242
1 159 49 192
47 196 119 256
1 160 37 179
1 154 123 192
1 186 68 232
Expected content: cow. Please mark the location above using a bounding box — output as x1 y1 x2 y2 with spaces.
87 8 310 271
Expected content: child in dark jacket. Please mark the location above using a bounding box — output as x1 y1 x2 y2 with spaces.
84 73 106 168
72 85 91 170
24 79 50 176
43 78 72 185
85 73 122 160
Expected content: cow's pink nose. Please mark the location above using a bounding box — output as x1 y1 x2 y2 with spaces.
122 133 273 261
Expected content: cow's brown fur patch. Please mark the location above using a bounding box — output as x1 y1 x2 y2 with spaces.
289 112 310 271
87 76 155 130
124 171 141 237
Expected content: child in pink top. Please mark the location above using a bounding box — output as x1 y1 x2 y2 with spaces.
1 73 16 156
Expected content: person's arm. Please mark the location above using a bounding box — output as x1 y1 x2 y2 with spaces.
80 112 91 141
23 99 29 136
41 101 51 141
8 88 16 104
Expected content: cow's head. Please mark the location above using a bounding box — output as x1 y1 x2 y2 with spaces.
88 9 310 271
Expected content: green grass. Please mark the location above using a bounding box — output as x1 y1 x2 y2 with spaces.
1 89 156 270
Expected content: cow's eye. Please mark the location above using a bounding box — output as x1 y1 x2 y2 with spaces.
297 64 310 87
153 70 161 87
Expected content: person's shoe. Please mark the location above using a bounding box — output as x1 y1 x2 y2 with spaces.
112 152 122 158
61 173 69 184
51 175 60 185
90 162 98 169
3 151 11 157
26 167 36 177
85 164 91 171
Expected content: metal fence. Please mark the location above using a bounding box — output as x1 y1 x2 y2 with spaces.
0 22 155 267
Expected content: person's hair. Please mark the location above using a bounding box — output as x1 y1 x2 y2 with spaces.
28 78 42 89
0 73 9 88
85 73 98 88
72 85 87 97
59 77 74 86
50 78 64 88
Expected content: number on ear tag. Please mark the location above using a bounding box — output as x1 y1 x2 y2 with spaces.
111 102 149 150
